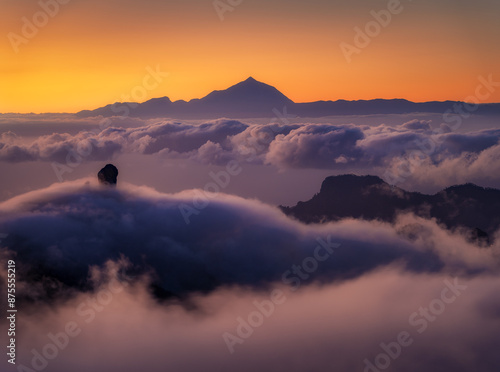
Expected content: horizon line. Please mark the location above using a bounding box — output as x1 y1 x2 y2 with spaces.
3 76 500 115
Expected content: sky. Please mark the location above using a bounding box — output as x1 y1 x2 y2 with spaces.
1 0 500 113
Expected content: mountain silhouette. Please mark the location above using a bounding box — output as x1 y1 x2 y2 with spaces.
77 77 500 119
199 77 293 106
281 174 500 245
77 77 294 119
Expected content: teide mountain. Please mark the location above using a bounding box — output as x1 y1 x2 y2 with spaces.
192 77 294 116
77 77 295 119
76 77 500 119
280 175 500 245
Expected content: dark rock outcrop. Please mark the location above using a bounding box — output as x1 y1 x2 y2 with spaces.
98 164 118 186
281 174 500 245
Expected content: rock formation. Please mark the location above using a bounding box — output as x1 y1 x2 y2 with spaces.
281 174 500 245
98 164 118 186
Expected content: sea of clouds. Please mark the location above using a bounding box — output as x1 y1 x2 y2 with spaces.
0 179 499 371
1 112 500 371
1 114 500 192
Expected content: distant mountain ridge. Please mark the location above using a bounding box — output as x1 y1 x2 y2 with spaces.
281 174 500 245
77 77 500 119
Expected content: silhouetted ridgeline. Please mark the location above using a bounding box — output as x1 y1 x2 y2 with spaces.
281 175 500 245
77 77 500 119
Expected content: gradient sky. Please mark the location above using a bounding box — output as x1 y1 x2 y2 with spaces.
1 0 500 113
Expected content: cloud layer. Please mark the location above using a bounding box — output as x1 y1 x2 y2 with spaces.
2 111 500 371
7 269 500 372
1 179 497 298
0 180 499 372
2 116 500 190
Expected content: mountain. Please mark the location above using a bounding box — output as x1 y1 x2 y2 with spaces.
77 77 295 119
76 77 500 119
280 174 500 245
195 77 294 115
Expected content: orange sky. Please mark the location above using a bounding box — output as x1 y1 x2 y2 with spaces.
1 0 499 113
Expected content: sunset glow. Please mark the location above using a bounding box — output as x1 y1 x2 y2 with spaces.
1 0 499 113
